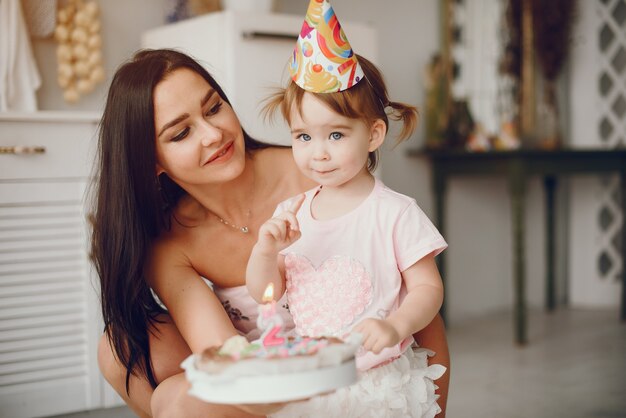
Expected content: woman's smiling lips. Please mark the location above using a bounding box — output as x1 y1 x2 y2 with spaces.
204 141 234 165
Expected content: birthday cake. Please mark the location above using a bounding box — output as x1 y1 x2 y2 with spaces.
181 334 360 404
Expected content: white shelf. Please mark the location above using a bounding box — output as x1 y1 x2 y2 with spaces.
0 111 101 123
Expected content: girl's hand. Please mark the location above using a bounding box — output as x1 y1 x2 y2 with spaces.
256 194 305 255
353 318 402 354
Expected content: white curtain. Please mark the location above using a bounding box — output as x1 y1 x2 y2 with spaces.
0 0 42 111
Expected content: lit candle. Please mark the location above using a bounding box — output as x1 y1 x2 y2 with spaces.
257 283 286 347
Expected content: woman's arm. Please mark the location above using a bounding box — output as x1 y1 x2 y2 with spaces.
152 373 267 418
147 240 239 353
98 316 265 418
145 243 283 417
414 314 450 418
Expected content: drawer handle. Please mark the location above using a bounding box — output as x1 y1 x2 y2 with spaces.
0 146 46 155
242 31 298 41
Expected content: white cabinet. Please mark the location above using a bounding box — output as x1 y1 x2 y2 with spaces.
142 11 377 146
0 112 104 417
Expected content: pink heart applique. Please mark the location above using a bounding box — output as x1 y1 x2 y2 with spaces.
285 254 372 337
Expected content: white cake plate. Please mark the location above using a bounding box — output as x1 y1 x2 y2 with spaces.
182 356 357 404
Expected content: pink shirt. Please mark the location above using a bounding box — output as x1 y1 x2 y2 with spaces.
278 178 447 370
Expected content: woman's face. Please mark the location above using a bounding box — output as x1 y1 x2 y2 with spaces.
153 68 246 188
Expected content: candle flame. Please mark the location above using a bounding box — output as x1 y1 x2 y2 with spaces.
262 283 275 303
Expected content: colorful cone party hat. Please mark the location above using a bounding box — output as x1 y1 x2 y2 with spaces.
289 0 365 93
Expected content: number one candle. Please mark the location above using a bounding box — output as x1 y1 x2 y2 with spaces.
257 283 286 347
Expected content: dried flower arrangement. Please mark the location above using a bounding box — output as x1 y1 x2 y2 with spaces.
531 0 577 148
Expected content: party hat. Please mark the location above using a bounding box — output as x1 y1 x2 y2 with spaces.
289 0 365 93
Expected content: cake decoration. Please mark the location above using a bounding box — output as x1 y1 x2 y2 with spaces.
181 283 361 404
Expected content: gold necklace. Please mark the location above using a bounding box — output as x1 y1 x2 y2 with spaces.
211 172 255 234
214 210 251 233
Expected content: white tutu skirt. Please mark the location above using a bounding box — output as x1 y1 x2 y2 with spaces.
271 347 446 418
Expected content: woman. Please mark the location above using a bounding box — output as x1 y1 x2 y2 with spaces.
92 49 450 418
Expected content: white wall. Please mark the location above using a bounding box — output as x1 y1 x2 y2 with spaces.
30 0 549 323
33 0 170 111
568 0 622 307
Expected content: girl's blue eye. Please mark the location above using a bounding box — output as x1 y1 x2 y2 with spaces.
330 132 343 140
298 133 312 142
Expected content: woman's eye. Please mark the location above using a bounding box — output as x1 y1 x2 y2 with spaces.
171 127 190 142
205 102 222 117
297 133 312 142
330 132 343 140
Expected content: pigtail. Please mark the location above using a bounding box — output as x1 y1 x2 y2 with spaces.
356 54 419 144
386 101 419 143
261 89 284 124
262 84 306 128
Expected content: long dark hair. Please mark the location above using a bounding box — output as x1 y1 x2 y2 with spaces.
90 49 270 393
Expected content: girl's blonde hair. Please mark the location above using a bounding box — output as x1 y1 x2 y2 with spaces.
264 54 418 171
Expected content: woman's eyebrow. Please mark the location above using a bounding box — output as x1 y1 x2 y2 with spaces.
158 113 189 138
157 89 217 138
201 89 216 107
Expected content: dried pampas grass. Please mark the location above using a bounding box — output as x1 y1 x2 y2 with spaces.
531 0 577 82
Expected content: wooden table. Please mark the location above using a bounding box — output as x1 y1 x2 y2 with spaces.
408 148 626 344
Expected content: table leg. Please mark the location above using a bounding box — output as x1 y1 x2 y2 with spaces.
510 163 527 345
619 168 626 321
544 176 557 311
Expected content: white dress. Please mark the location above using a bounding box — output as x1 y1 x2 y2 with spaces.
271 347 445 418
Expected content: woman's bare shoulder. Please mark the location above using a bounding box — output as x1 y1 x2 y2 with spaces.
254 147 315 194
144 223 195 289
253 146 292 167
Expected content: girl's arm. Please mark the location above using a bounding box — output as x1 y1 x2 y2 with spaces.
246 193 306 302
354 252 444 353
246 246 287 303
386 253 444 340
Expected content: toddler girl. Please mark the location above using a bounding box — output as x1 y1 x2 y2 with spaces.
247 1 447 416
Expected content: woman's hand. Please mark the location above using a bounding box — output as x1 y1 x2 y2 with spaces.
353 318 402 354
255 194 305 256
236 402 287 416
236 394 313 416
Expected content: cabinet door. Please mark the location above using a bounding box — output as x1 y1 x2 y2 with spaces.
0 180 101 418
227 13 301 145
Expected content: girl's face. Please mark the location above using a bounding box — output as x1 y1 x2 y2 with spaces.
153 68 246 188
289 92 384 188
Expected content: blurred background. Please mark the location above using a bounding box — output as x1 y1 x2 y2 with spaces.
1 0 624 417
